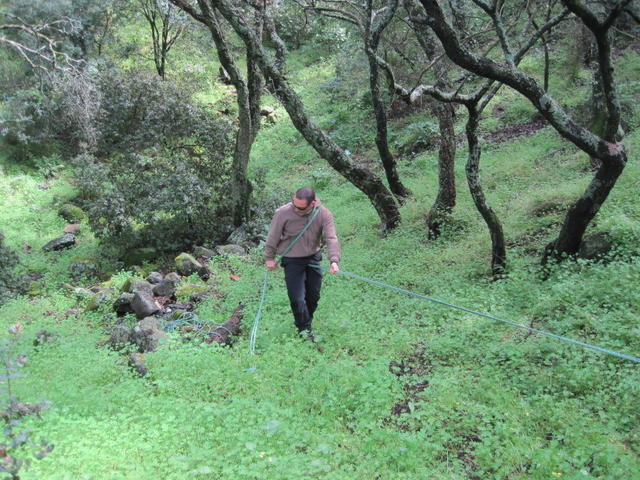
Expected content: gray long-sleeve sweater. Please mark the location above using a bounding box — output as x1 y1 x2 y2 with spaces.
264 200 340 263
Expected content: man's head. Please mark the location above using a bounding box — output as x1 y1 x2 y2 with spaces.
292 187 316 214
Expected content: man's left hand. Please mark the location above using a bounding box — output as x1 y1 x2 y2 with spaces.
329 262 339 274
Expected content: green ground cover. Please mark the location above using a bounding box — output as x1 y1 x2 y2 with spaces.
0 43 639 480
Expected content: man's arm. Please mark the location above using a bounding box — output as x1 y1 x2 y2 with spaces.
322 208 341 273
264 210 284 269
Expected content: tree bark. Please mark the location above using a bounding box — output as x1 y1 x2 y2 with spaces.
174 0 259 227
204 305 244 345
465 105 506 276
426 100 456 238
418 0 628 261
366 50 410 200
212 0 400 230
364 0 410 200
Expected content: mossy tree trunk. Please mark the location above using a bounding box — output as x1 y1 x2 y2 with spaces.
426 100 456 238
210 0 401 230
419 0 629 263
171 0 260 228
465 105 506 276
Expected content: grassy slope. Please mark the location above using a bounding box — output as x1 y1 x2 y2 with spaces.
0 43 639 480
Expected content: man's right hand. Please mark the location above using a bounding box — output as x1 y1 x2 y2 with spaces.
265 259 278 270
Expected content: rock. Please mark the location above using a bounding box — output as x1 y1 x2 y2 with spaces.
147 271 164 284
73 287 93 299
69 261 99 281
165 272 181 283
193 246 216 259
33 330 60 347
579 232 613 260
58 204 86 223
175 253 209 279
64 224 81 234
215 244 246 256
128 352 147 376
103 325 132 350
131 291 160 319
131 316 167 352
152 278 178 298
42 234 76 251
113 293 135 315
85 289 114 312
122 247 157 267
260 105 277 123
128 280 154 296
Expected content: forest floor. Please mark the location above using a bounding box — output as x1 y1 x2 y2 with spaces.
1 44 639 480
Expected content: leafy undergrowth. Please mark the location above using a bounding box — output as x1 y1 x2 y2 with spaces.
1 52 640 480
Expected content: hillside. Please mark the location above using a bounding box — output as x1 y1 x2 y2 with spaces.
1 21 640 480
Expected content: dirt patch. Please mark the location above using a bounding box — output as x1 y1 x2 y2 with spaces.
385 343 434 429
484 119 547 144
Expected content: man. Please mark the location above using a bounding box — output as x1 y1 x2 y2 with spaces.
264 187 340 337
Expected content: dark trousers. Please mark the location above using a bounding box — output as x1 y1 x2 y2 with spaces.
281 252 323 332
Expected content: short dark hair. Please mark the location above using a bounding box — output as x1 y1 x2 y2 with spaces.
295 187 316 204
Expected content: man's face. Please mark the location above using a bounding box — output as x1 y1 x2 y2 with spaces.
292 196 314 215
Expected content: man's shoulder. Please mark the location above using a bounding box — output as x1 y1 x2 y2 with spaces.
274 203 292 215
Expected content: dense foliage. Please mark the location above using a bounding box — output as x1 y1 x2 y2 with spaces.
0 0 639 478
0 232 27 306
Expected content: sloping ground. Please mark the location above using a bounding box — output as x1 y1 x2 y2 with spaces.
1 56 640 479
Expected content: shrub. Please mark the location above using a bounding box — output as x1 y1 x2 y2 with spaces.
0 232 27 306
73 139 234 255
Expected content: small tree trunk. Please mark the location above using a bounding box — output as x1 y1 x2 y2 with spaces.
427 100 456 238
366 50 410 200
213 0 400 230
204 305 244 345
543 153 626 262
465 106 506 276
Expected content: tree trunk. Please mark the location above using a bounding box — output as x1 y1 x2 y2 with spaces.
195 2 257 227
204 305 244 345
427 100 456 238
544 154 625 262
465 106 506 276
212 0 400 230
419 0 628 261
366 50 410 200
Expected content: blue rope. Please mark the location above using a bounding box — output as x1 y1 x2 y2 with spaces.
311 265 639 364
246 270 269 372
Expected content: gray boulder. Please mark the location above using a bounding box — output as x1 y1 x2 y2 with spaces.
127 280 154 296
103 325 132 349
579 232 613 260
85 289 114 312
193 246 216 259
147 271 164 284
113 293 135 315
175 253 209 279
152 278 178 298
165 272 181 283
215 244 246 256
42 234 76 251
131 292 160 319
131 316 167 352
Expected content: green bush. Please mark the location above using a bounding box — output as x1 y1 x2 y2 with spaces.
0 232 27 305
73 145 233 255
